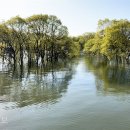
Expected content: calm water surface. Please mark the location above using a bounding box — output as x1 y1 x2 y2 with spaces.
0 56 130 130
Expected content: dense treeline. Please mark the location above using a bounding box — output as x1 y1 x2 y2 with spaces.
0 16 130 66
84 19 130 64
0 14 80 66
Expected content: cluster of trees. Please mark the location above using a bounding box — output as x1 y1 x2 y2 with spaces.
0 14 80 66
84 19 130 64
1 16 130 66
71 32 95 52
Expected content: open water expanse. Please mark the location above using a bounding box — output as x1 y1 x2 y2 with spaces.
0 56 130 130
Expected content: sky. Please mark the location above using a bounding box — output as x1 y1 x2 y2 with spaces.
0 0 130 36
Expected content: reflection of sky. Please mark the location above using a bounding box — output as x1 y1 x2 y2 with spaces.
20 71 70 92
0 0 130 36
68 60 96 95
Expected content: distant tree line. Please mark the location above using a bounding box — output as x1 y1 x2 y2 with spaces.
0 14 80 66
84 19 130 64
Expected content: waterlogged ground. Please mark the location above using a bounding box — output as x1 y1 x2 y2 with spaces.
0 56 130 130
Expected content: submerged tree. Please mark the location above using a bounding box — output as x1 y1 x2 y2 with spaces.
6 16 27 65
0 14 80 66
84 19 130 64
102 20 130 63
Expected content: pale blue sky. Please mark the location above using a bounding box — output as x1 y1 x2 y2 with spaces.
0 0 130 36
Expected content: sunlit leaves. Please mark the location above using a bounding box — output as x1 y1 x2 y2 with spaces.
84 19 130 62
0 14 80 65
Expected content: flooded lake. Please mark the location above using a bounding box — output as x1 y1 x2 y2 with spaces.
0 56 130 130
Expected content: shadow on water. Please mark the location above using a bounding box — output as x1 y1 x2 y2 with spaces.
0 59 77 108
84 56 130 95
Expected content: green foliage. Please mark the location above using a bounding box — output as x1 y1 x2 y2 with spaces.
84 19 130 63
74 32 95 51
0 14 80 65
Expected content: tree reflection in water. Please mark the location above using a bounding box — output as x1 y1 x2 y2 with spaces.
85 56 130 94
0 60 76 108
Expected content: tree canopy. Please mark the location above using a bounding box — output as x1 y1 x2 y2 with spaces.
84 19 130 64
0 14 80 66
